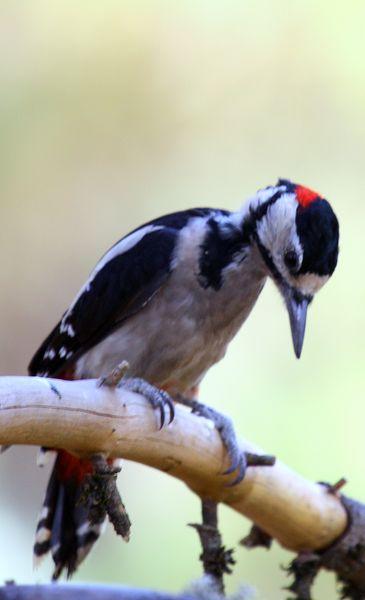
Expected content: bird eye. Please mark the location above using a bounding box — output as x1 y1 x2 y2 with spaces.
284 250 299 272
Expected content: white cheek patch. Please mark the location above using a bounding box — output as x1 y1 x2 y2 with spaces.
256 194 303 270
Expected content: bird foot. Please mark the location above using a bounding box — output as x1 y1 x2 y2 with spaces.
120 377 175 430
176 395 275 485
97 363 174 429
175 394 246 485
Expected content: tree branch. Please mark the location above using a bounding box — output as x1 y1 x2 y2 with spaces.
0 583 200 600
0 376 347 553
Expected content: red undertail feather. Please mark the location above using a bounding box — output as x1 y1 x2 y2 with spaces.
57 451 93 484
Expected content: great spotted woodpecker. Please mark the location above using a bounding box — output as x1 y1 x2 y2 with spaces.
28 178 339 578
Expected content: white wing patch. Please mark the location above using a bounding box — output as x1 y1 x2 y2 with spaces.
40 223 165 366
59 321 75 337
95 225 164 274
60 224 164 328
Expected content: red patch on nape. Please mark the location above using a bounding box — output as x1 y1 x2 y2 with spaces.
295 185 321 208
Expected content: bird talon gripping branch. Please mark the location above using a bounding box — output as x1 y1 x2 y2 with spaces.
120 377 175 429
98 363 174 429
27 179 339 577
176 393 248 484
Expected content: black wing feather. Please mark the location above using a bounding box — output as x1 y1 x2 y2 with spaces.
29 227 178 377
28 207 230 377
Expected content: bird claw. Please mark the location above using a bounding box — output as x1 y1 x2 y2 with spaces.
216 417 247 485
120 377 175 429
177 396 247 485
97 363 174 429
223 453 247 486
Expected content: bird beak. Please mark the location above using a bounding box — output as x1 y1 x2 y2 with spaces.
282 287 310 359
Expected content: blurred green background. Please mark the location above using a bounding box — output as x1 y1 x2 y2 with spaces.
0 1 364 598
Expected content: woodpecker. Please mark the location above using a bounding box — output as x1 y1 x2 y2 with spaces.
28 178 339 579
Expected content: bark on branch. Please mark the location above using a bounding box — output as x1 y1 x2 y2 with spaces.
1 376 365 598
0 376 346 551
0 583 200 600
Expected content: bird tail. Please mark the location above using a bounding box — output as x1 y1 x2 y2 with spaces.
33 450 106 580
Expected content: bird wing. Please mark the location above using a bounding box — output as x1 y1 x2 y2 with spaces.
28 208 222 377
28 225 180 377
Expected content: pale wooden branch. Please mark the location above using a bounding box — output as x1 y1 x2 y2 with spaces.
0 375 347 553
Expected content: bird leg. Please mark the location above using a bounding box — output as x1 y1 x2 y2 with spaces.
175 393 246 484
81 453 131 541
120 378 175 430
190 499 235 595
97 362 175 430
175 394 275 485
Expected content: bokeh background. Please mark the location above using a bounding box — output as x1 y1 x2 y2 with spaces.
0 1 364 598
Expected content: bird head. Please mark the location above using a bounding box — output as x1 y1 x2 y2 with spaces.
248 178 339 358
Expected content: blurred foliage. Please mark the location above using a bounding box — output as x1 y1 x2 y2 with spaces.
0 2 364 598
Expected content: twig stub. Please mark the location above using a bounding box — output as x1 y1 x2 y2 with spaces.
82 454 131 541
189 500 235 595
241 525 272 550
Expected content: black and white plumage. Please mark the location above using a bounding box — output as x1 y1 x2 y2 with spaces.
29 179 339 578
